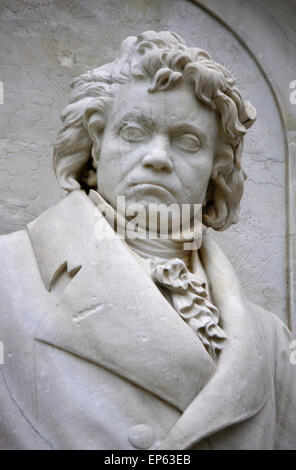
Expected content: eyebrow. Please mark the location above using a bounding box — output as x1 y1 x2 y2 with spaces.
115 111 155 130
115 112 207 142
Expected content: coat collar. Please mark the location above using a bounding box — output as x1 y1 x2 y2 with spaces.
158 234 271 448
27 190 270 443
27 190 215 413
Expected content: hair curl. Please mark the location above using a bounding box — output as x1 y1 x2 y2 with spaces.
53 30 256 230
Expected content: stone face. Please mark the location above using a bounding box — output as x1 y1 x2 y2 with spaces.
0 2 296 451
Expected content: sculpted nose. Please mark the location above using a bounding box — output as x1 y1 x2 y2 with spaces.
142 148 173 173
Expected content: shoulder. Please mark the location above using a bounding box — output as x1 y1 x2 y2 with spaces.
251 301 292 344
251 302 296 446
250 301 293 375
0 230 35 292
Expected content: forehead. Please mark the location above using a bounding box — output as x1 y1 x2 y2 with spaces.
108 79 217 132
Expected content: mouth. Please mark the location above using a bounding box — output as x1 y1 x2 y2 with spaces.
129 182 174 195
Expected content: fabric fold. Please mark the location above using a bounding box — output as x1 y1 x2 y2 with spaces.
149 257 226 360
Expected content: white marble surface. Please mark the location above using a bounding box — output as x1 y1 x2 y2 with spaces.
0 15 296 449
0 0 290 323
0 189 295 449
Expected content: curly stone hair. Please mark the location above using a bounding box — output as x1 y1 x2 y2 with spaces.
53 30 256 230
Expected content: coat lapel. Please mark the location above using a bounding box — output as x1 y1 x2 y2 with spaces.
27 190 215 412
158 233 271 448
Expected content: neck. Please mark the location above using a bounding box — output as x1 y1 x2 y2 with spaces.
126 236 191 265
89 189 198 267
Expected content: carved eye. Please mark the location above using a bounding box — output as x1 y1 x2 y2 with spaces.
120 125 148 143
173 133 201 152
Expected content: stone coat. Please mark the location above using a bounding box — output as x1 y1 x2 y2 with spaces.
0 190 295 449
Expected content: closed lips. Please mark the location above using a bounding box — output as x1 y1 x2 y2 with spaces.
130 181 173 193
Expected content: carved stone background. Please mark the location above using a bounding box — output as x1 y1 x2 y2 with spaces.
0 0 294 325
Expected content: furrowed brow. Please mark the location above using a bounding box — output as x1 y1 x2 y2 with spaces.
117 111 155 130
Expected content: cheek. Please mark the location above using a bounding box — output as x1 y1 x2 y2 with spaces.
195 156 214 182
97 143 120 193
179 152 213 180
176 153 213 200
100 137 139 167
99 136 124 174
98 138 138 196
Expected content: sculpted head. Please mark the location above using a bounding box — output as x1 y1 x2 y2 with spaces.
53 30 256 230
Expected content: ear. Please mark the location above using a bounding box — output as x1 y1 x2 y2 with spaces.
203 142 233 205
83 109 105 169
78 110 104 189
202 143 236 230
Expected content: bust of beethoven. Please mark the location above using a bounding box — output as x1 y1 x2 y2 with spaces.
54 30 255 231
0 31 295 450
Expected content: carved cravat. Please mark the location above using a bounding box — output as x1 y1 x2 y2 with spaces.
149 257 226 360
89 190 226 360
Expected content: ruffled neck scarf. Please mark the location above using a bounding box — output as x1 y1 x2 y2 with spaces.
89 190 226 360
